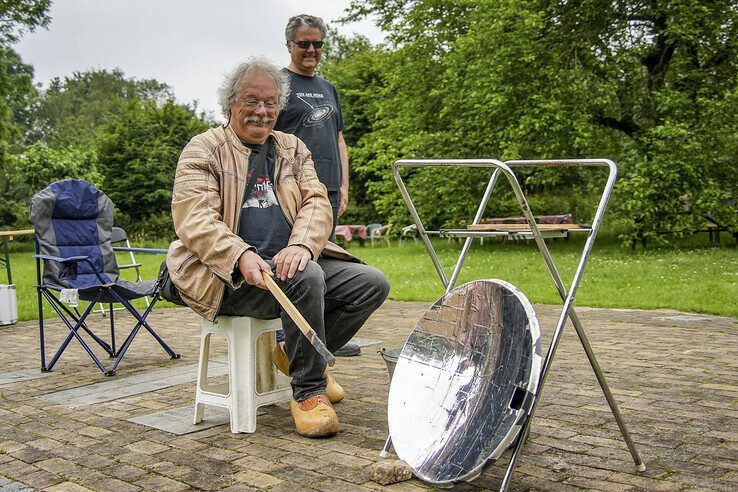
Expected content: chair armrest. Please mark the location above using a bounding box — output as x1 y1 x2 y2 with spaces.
33 254 108 283
118 263 143 269
112 247 167 254
34 253 90 264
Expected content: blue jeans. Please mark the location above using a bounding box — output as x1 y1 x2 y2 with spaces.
219 257 390 401
274 188 339 342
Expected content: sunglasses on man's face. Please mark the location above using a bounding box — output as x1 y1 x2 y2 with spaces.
291 40 324 50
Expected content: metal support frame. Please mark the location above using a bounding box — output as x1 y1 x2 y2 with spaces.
389 158 645 490
2 237 12 284
97 234 160 317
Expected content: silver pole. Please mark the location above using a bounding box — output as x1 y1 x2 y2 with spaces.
392 162 448 288
447 168 502 293
500 159 644 490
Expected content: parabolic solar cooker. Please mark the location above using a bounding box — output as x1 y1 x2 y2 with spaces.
385 158 646 489
387 279 541 485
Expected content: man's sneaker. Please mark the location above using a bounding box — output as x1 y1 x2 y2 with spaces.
272 342 345 403
290 394 339 437
335 343 361 357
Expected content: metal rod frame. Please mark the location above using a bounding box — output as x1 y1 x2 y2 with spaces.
391 158 645 490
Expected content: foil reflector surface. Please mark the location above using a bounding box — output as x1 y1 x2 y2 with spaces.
388 280 542 484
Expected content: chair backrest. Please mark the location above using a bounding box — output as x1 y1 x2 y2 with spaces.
367 223 382 237
110 226 129 245
30 179 119 288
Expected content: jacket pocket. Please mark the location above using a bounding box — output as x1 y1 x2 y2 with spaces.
176 252 197 273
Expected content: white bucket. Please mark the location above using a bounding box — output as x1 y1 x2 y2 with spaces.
0 284 18 325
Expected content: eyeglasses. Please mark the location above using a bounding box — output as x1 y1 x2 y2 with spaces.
290 40 324 50
236 97 278 112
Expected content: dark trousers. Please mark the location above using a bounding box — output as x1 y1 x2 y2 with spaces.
219 257 390 401
327 189 340 240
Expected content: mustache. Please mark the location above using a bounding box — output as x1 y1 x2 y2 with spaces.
243 115 275 124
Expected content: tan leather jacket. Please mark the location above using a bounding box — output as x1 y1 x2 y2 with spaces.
167 124 354 321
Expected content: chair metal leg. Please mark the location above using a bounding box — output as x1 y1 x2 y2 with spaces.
60 299 114 355
38 287 47 371
108 293 180 374
42 291 111 374
109 304 116 355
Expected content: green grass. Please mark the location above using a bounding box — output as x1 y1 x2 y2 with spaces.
349 235 737 318
3 234 737 321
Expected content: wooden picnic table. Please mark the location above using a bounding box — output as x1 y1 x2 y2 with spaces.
1 229 34 284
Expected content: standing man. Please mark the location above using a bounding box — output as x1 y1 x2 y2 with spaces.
165 58 389 437
276 14 359 356
275 14 348 233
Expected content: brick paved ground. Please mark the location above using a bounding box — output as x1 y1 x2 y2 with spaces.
0 301 736 491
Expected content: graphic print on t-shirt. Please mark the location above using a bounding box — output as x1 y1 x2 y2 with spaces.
296 92 335 127
244 176 278 209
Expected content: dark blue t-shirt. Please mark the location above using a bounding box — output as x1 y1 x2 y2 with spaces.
274 69 344 191
238 141 292 259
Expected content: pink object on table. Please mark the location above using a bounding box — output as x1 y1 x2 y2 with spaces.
334 225 353 242
334 225 367 243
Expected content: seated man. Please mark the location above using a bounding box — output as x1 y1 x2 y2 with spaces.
164 57 390 438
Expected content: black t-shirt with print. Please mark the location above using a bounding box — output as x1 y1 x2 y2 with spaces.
238 140 292 259
274 69 344 191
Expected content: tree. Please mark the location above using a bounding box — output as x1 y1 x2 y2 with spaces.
0 0 49 227
96 98 209 238
29 69 173 150
0 0 51 43
321 34 390 223
337 0 738 242
0 142 100 228
0 46 37 226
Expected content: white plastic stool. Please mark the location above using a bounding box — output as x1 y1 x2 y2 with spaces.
194 316 292 433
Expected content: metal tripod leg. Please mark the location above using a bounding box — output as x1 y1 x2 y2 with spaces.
499 159 645 490
379 436 392 458
569 309 646 472
500 303 646 490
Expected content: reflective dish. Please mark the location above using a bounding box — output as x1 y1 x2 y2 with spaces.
388 279 542 484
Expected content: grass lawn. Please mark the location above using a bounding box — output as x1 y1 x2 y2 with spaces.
350 236 737 317
3 233 737 322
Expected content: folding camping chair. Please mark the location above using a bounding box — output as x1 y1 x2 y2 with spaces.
30 179 180 376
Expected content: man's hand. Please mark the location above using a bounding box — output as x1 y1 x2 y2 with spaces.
273 245 311 281
338 186 349 216
238 250 272 290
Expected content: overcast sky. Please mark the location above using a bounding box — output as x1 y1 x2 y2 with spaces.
13 0 383 121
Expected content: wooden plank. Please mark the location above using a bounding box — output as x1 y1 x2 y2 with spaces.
467 223 581 231
0 229 34 239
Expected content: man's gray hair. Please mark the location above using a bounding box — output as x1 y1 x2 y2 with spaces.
217 57 290 117
285 14 327 42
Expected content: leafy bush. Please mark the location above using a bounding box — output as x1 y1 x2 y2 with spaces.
97 99 209 224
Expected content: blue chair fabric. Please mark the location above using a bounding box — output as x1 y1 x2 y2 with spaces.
30 179 179 375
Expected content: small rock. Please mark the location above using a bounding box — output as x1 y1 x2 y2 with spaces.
368 459 413 485
552 461 569 472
